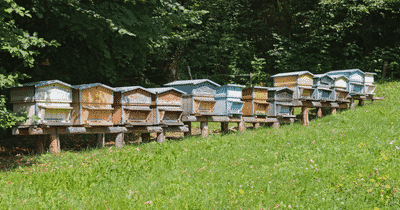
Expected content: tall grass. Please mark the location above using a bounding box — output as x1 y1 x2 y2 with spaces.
0 81 399 209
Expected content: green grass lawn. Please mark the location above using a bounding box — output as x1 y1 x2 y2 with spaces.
1 81 399 209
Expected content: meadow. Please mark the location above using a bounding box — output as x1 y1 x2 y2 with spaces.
0 81 399 209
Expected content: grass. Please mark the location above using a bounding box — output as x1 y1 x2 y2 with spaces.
0 80 399 209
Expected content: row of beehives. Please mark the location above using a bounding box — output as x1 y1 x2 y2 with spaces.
9 69 375 127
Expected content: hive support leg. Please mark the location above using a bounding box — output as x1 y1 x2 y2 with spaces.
37 136 45 154
201 121 209 137
238 121 246 132
141 133 150 143
115 132 124 148
317 108 323 118
184 122 192 137
221 122 229 134
49 134 60 154
272 121 280 129
253 123 260 129
350 98 355 109
302 107 309 126
331 108 337 115
157 129 166 143
358 99 364 106
97 133 105 148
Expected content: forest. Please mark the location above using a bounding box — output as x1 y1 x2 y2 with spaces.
1 0 400 130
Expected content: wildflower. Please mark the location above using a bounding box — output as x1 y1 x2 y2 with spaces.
310 159 315 164
341 202 344 204
269 181 272 183
136 147 140 151
306 168 308 170
397 146 400 150
288 205 292 208
250 166 253 168
239 189 244 194
144 201 153 205
316 168 319 171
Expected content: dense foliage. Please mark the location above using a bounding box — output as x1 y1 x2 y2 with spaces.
1 0 399 129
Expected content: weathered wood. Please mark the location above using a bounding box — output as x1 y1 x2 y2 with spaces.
349 97 355 109
184 122 191 137
66 127 86 134
302 107 309 126
221 122 229 133
182 115 197 122
126 126 162 133
272 121 280 128
317 108 323 118
200 121 209 137
49 134 60 153
253 123 260 129
115 132 124 148
97 133 105 148
157 129 166 143
238 121 246 132
164 125 189 133
141 133 150 143
331 108 337 115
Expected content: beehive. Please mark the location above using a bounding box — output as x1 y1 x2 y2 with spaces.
312 74 335 102
330 75 350 102
241 86 269 117
71 83 114 126
164 79 220 116
214 84 245 116
364 72 377 96
266 87 295 118
271 71 315 100
113 86 153 126
326 69 365 96
147 87 186 126
10 80 73 126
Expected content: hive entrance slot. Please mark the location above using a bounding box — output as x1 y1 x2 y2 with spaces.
126 109 150 123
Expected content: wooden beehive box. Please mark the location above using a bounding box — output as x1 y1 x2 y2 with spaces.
147 87 185 126
10 80 73 126
214 84 245 116
266 87 295 118
164 79 220 116
112 86 153 126
271 71 315 100
326 69 365 96
330 75 350 102
364 72 377 96
241 86 270 117
71 83 114 126
312 74 335 102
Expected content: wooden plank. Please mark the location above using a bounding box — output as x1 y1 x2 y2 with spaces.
302 107 309 126
184 122 191 137
317 108 323 118
49 134 60 153
105 127 128 133
182 115 197 122
97 133 105 147
201 121 209 137
221 122 229 133
157 129 166 143
349 98 355 109
164 125 189 133
115 132 124 148
238 121 246 132
66 127 86 134
208 116 230 122
242 116 256 122
126 126 163 133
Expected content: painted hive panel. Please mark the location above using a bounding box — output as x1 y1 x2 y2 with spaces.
241 88 253 99
158 91 182 105
10 87 35 103
254 89 268 100
81 86 113 105
298 74 313 86
276 91 293 101
253 99 269 116
365 75 374 84
366 85 376 94
274 76 297 87
214 100 226 115
112 106 122 125
192 84 216 96
320 77 332 86
241 100 253 116
334 78 347 89
226 88 242 98
86 109 112 125
351 84 364 93
228 101 243 115
320 90 332 100
349 73 363 83
123 89 151 105
125 110 150 123
301 89 314 98
36 83 72 102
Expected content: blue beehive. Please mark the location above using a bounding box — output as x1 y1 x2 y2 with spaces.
164 79 221 116
266 87 295 118
147 87 186 126
214 84 245 116
326 69 365 96
312 74 335 102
